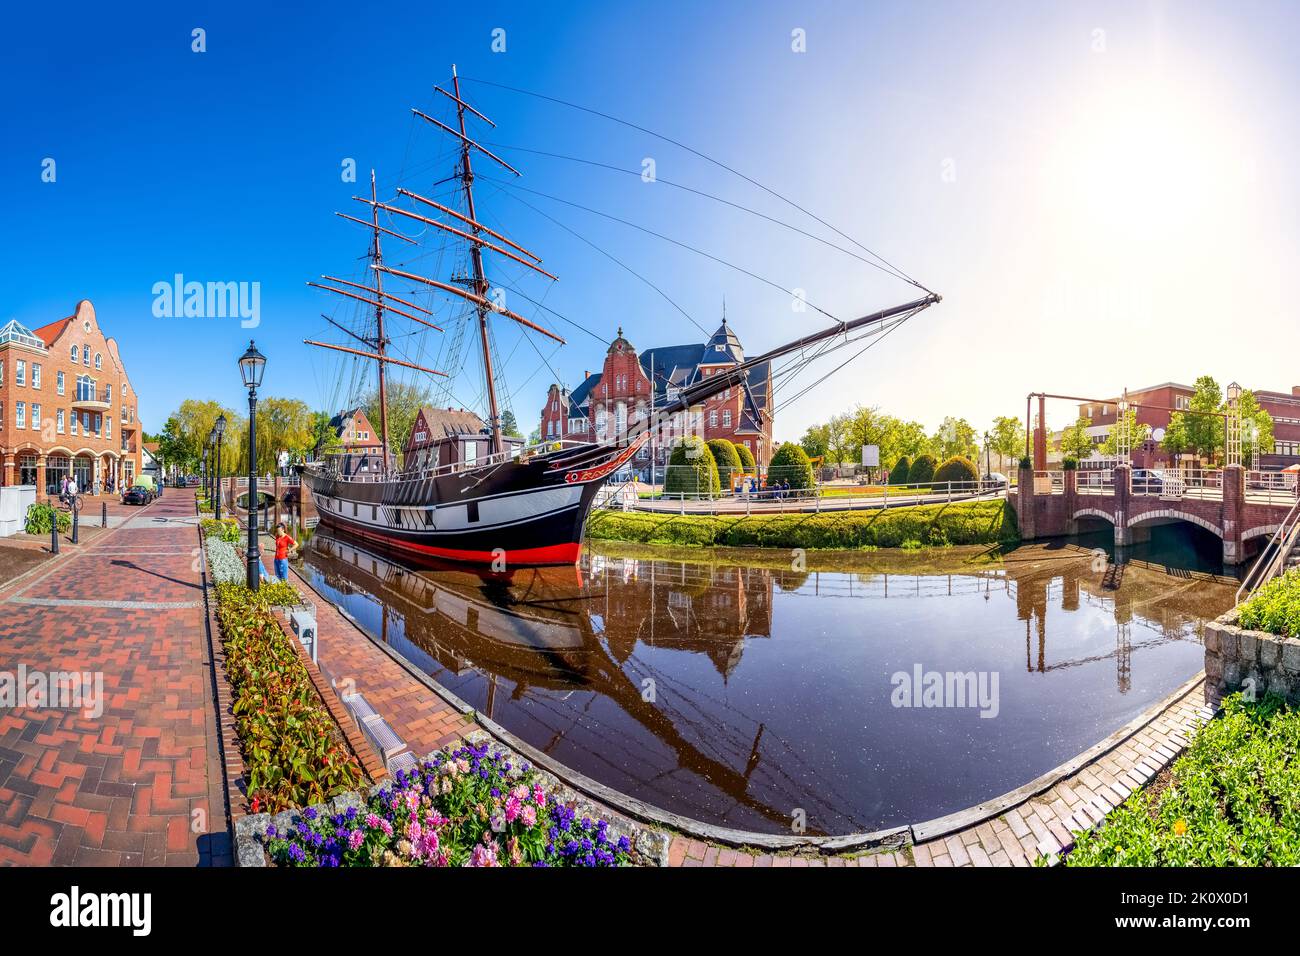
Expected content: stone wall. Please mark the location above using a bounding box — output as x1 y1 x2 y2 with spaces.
1203 609 1300 707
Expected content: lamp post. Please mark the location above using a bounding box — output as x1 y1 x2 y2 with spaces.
202 445 209 503
239 341 267 590
214 414 227 520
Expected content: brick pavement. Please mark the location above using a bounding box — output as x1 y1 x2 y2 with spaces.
0 493 229 866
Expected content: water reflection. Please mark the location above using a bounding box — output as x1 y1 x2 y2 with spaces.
300 529 1235 835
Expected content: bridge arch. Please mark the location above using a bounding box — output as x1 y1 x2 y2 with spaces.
1242 524 1281 542
1072 508 1116 525
1126 508 1223 539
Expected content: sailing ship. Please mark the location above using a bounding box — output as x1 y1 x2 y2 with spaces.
299 67 940 566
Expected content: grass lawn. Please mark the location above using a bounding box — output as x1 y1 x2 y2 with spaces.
1067 693 1300 866
586 499 1017 550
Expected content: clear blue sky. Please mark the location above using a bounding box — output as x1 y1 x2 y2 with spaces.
4 0 1298 440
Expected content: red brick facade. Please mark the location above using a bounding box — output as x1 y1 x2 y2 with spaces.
0 299 143 494
540 322 773 478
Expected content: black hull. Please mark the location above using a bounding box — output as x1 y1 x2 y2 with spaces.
299 435 645 566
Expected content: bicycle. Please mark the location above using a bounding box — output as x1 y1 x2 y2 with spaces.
60 492 83 516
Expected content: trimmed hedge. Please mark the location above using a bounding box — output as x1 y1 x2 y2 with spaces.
889 456 912 485
707 438 743 489
767 442 814 490
908 454 937 485
586 499 1018 550
664 435 721 496
733 441 756 472
933 456 979 488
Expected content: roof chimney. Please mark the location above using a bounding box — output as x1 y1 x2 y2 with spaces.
1293 386 1300 398
584 370 590 379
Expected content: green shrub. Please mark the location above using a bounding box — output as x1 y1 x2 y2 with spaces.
707 439 743 490
1062 457 1079 470
889 456 912 485
1068 693 1300 866
214 582 363 813
908 454 937 485
1237 569 1300 636
733 441 756 472
767 442 814 490
932 456 979 489
586 499 1018 550
664 436 721 497
1018 455 1032 470
24 502 71 535
201 517 241 543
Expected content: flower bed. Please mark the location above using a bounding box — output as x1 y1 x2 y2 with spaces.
260 741 639 867
1067 693 1300 866
214 581 364 813
205 535 245 585
201 517 241 543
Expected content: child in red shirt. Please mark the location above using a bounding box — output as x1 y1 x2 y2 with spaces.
273 523 297 581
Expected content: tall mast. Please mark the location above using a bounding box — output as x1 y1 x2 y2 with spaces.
451 64 503 455
369 168 391 472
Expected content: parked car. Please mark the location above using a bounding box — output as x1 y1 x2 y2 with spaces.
982 473 1009 490
122 486 152 506
1131 469 1165 494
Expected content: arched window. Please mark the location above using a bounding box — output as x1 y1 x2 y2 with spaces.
94 353 102 369
83 348 90 366
71 345 78 362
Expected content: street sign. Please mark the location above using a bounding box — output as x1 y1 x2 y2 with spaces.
862 444 880 467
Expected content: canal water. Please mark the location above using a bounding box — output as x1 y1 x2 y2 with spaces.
298 527 1236 835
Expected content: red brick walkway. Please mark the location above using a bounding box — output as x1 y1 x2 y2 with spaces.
0 493 228 866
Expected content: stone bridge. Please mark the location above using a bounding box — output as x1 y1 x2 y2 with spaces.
1009 464 1298 565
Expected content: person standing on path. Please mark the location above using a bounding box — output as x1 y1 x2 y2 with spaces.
273 523 297 582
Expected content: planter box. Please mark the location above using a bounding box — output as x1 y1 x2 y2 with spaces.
1204 609 1300 706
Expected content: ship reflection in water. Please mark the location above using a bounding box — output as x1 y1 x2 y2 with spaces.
299 529 1236 835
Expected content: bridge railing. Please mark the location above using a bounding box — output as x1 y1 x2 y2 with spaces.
1247 470 1300 506
1033 471 1064 495
1075 469 1114 494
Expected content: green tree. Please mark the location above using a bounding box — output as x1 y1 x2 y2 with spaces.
1166 376 1225 462
362 380 433 464
1057 416 1095 461
825 413 854 465
934 416 978 459
501 409 522 438
989 415 1023 471
1099 409 1151 457
800 423 829 460
664 435 720 496
767 442 814 490
310 411 341 459
168 399 245 478
1238 390 1274 465
707 438 742 489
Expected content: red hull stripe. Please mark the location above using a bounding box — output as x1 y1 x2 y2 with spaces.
326 520 582 565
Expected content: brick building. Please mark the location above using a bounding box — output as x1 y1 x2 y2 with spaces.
315 407 383 458
540 320 773 480
1071 381 1300 470
0 299 143 494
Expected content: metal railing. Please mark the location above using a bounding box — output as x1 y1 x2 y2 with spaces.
1246 469 1300 506
1033 471 1064 494
1075 469 1115 494
1237 496 1300 603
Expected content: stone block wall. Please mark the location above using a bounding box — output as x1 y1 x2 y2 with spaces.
1203 610 1300 707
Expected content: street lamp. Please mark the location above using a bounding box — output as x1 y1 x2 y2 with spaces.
207 426 216 505
239 340 267 590
202 445 210 503
214 414 226 520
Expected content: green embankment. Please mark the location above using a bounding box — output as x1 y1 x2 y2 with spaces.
585 499 1018 550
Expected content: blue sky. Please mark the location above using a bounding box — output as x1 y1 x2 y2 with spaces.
3 0 1298 440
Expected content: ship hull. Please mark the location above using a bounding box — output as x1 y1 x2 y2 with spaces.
299 434 645 566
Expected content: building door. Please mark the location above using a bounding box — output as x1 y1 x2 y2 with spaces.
19 455 37 486
73 456 93 492
46 456 69 494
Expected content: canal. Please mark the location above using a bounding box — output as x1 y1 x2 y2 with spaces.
298 526 1237 836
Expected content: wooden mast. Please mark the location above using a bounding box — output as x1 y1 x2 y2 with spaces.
369 168 391 473
451 64 504 455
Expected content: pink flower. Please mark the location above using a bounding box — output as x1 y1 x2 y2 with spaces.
505 795 522 823
464 843 498 867
365 813 381 829
348 829 364 851
521 804 537 827
456 758 470 774
533 785 546 808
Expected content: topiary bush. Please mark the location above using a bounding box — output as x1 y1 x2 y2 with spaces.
932 456 979 490
707 438 743 491
664 435 721 497
766 442 814 490
1062 457 1079 471
909 454 937 485
889 456 912 485
733 441 756 473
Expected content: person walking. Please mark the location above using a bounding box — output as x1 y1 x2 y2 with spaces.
272 523 297 582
